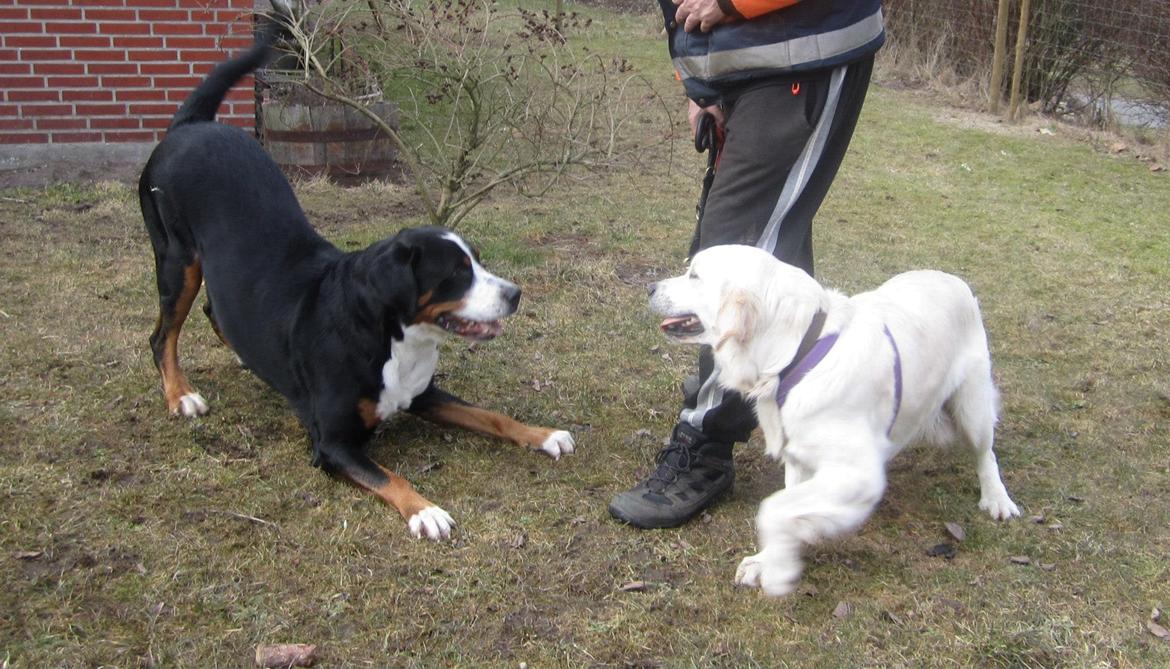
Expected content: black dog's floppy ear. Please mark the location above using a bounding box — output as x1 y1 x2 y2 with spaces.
380 238 420 320
715 288 761 353
391 236 419 268
352 238 419 340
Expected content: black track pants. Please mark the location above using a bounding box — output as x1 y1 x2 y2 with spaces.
679 56 875 445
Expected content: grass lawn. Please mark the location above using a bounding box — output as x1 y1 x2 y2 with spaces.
2 7 1169 669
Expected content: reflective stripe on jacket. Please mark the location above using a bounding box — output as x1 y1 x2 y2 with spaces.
660 0 885 105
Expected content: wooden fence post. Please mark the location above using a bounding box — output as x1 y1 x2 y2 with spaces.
989 0 1011 113
1008 0 1032 121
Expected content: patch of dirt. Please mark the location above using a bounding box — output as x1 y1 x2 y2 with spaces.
85 467 137 486
531 231 601 262
191 424 256 460
495 604 564 657
16 537 144 583
614 255 671 286
297 181 423 234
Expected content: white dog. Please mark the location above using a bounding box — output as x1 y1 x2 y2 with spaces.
649 245 1020 596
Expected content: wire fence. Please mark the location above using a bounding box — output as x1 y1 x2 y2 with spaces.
884 0 1170 129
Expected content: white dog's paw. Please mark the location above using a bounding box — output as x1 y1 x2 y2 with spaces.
538 430 575 460
408 506 455 541
176 392 209 418
735 554 765 588
734 552 801 597
980 493 1021 521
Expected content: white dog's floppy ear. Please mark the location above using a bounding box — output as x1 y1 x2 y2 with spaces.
713 288 767 394
715 289 761 353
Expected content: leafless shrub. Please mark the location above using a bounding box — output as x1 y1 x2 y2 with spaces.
267 0 669 228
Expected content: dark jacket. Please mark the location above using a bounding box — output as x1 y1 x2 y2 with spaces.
659 0 885 105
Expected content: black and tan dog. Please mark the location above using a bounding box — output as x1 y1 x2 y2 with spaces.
139 33 574 540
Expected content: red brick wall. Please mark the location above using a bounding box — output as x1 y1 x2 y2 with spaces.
0 0 255 145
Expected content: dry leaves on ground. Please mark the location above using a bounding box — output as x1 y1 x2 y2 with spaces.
255 644 317 668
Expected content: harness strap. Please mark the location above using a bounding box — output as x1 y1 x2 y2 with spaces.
773 316 903 438
775 310 834 407
882 324 903 435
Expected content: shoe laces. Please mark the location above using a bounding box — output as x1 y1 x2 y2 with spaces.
647 440 694 493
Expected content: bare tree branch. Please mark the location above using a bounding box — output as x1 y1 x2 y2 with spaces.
265 0 668 228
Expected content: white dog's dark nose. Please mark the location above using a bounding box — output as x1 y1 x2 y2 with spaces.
503 283 521 312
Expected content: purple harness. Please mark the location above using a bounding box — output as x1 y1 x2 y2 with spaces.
774 312 903 435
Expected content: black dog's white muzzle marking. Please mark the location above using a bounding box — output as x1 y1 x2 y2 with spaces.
443 232 520 325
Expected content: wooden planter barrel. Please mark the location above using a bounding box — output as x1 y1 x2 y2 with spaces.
261 100 398 184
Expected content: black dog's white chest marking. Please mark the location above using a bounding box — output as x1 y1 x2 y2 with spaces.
376 325 443 420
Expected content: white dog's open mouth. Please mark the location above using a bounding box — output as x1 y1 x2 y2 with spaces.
660 314 704 338
436 313 504 341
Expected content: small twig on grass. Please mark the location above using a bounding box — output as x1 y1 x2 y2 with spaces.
206 509 279 529
200 509 307 551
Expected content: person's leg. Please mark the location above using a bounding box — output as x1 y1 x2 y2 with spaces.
684 57 876 445
610 56 875 529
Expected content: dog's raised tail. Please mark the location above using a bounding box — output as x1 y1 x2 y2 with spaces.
167 5 292 130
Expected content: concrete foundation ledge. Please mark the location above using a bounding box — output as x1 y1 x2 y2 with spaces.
0 142 157 189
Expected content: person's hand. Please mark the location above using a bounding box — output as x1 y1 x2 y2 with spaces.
687 99 725 136
673 0 728 33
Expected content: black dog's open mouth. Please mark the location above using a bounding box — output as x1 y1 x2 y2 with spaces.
660 314 703 337
436 313 504 341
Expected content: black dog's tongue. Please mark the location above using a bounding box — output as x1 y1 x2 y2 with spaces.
439 314 504 341
469 319 503 340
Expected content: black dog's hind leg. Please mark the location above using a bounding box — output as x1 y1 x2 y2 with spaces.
140 180 209 417
202 300 233 351
203 299 250 369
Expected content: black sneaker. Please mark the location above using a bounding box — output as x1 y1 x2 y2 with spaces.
608 422 734 529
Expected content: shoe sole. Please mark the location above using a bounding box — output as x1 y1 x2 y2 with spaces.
607 479 732 530
607 502 689 530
